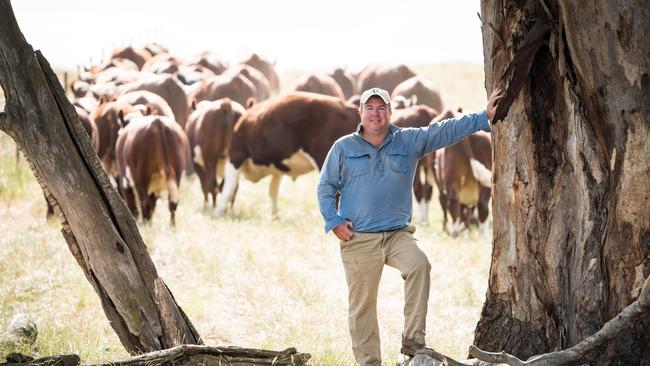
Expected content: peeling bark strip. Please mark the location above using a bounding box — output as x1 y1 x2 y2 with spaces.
0 0 200 353
492 17 551 124
476 1 650 364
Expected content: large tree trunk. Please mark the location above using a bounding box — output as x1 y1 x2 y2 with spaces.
0 0 201 353
475 1 649 364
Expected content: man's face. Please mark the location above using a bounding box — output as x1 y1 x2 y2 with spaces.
359 96 391 136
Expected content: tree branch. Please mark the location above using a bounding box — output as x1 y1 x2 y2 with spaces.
105 344 310 366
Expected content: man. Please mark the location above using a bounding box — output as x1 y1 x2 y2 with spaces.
317 87 503 365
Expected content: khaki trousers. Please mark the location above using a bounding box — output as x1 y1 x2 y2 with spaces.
340 226 431 366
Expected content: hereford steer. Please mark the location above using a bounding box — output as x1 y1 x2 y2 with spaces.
328 68 356 100
192 52 228 75
241 53 279 94
392 76 444 113
292 74 345 99
90 101 130 176
227 65 271 102
356 64 417 94
141 53 181 75
391 105 439 223
115 90 175 119
116 114 189 226
433 110 492 236
189 72 257 107
119 74 190 127
185 98 245 207
214 92 359 216
111 46 151 70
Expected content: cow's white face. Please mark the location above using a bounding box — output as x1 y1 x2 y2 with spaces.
359 96 391 139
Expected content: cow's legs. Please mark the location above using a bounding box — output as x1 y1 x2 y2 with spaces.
269 173 282 216
169 198 178 227
118 177 139 219
477 187 491 239
193 162 209 208
214 161 240 217
218 179 238 209
166 175 180 227
148 193 158 222
463 205 478 229
138 189 153 223
206 164 217 209
412 161 428 224
438 191 448 233
446 189 462 237
477 188 491 223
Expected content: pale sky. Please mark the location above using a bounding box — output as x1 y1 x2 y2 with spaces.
12 0 483 72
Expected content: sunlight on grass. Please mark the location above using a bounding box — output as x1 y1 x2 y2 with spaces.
0 64 490 365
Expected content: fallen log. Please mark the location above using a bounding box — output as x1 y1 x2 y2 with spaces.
2 345 310 366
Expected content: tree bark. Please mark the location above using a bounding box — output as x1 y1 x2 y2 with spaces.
0 0 201 353
475 1 649 364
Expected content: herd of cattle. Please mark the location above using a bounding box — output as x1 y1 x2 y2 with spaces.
64 43 493 235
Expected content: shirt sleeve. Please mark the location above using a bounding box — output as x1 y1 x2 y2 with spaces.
407 110 491 158
317 142 346 233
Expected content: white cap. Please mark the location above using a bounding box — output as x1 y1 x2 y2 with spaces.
360 87 391 106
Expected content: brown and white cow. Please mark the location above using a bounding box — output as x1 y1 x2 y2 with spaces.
120 74 190 127
71 95 99 115
392 76 444 113
192 52 229 75
141 53 181 75
328 68 356 100
214 92 359 216
355 64 417 94
391 105 439 223
80 58 139 81
189 72 257 108
292 74 345 99
176 64 216 86
227 65 272 102
91 93 172 177
433 111 492 236
83 62 140 86
115 114 190 226
90 100 129 176
143 43 169 58
184 98 245 207
111 46 151 70
241 53 280 94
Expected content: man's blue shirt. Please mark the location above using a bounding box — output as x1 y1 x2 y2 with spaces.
317 110 490 233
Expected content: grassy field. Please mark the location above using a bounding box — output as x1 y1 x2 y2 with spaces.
0 64 492 365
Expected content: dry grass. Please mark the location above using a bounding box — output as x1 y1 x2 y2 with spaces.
0 63 491 366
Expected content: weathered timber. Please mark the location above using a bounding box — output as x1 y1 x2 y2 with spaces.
0 0 200 353
475 1 650 364
1 346 310 366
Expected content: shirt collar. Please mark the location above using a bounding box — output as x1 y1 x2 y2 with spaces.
354 123 400 149
354 122 400 136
